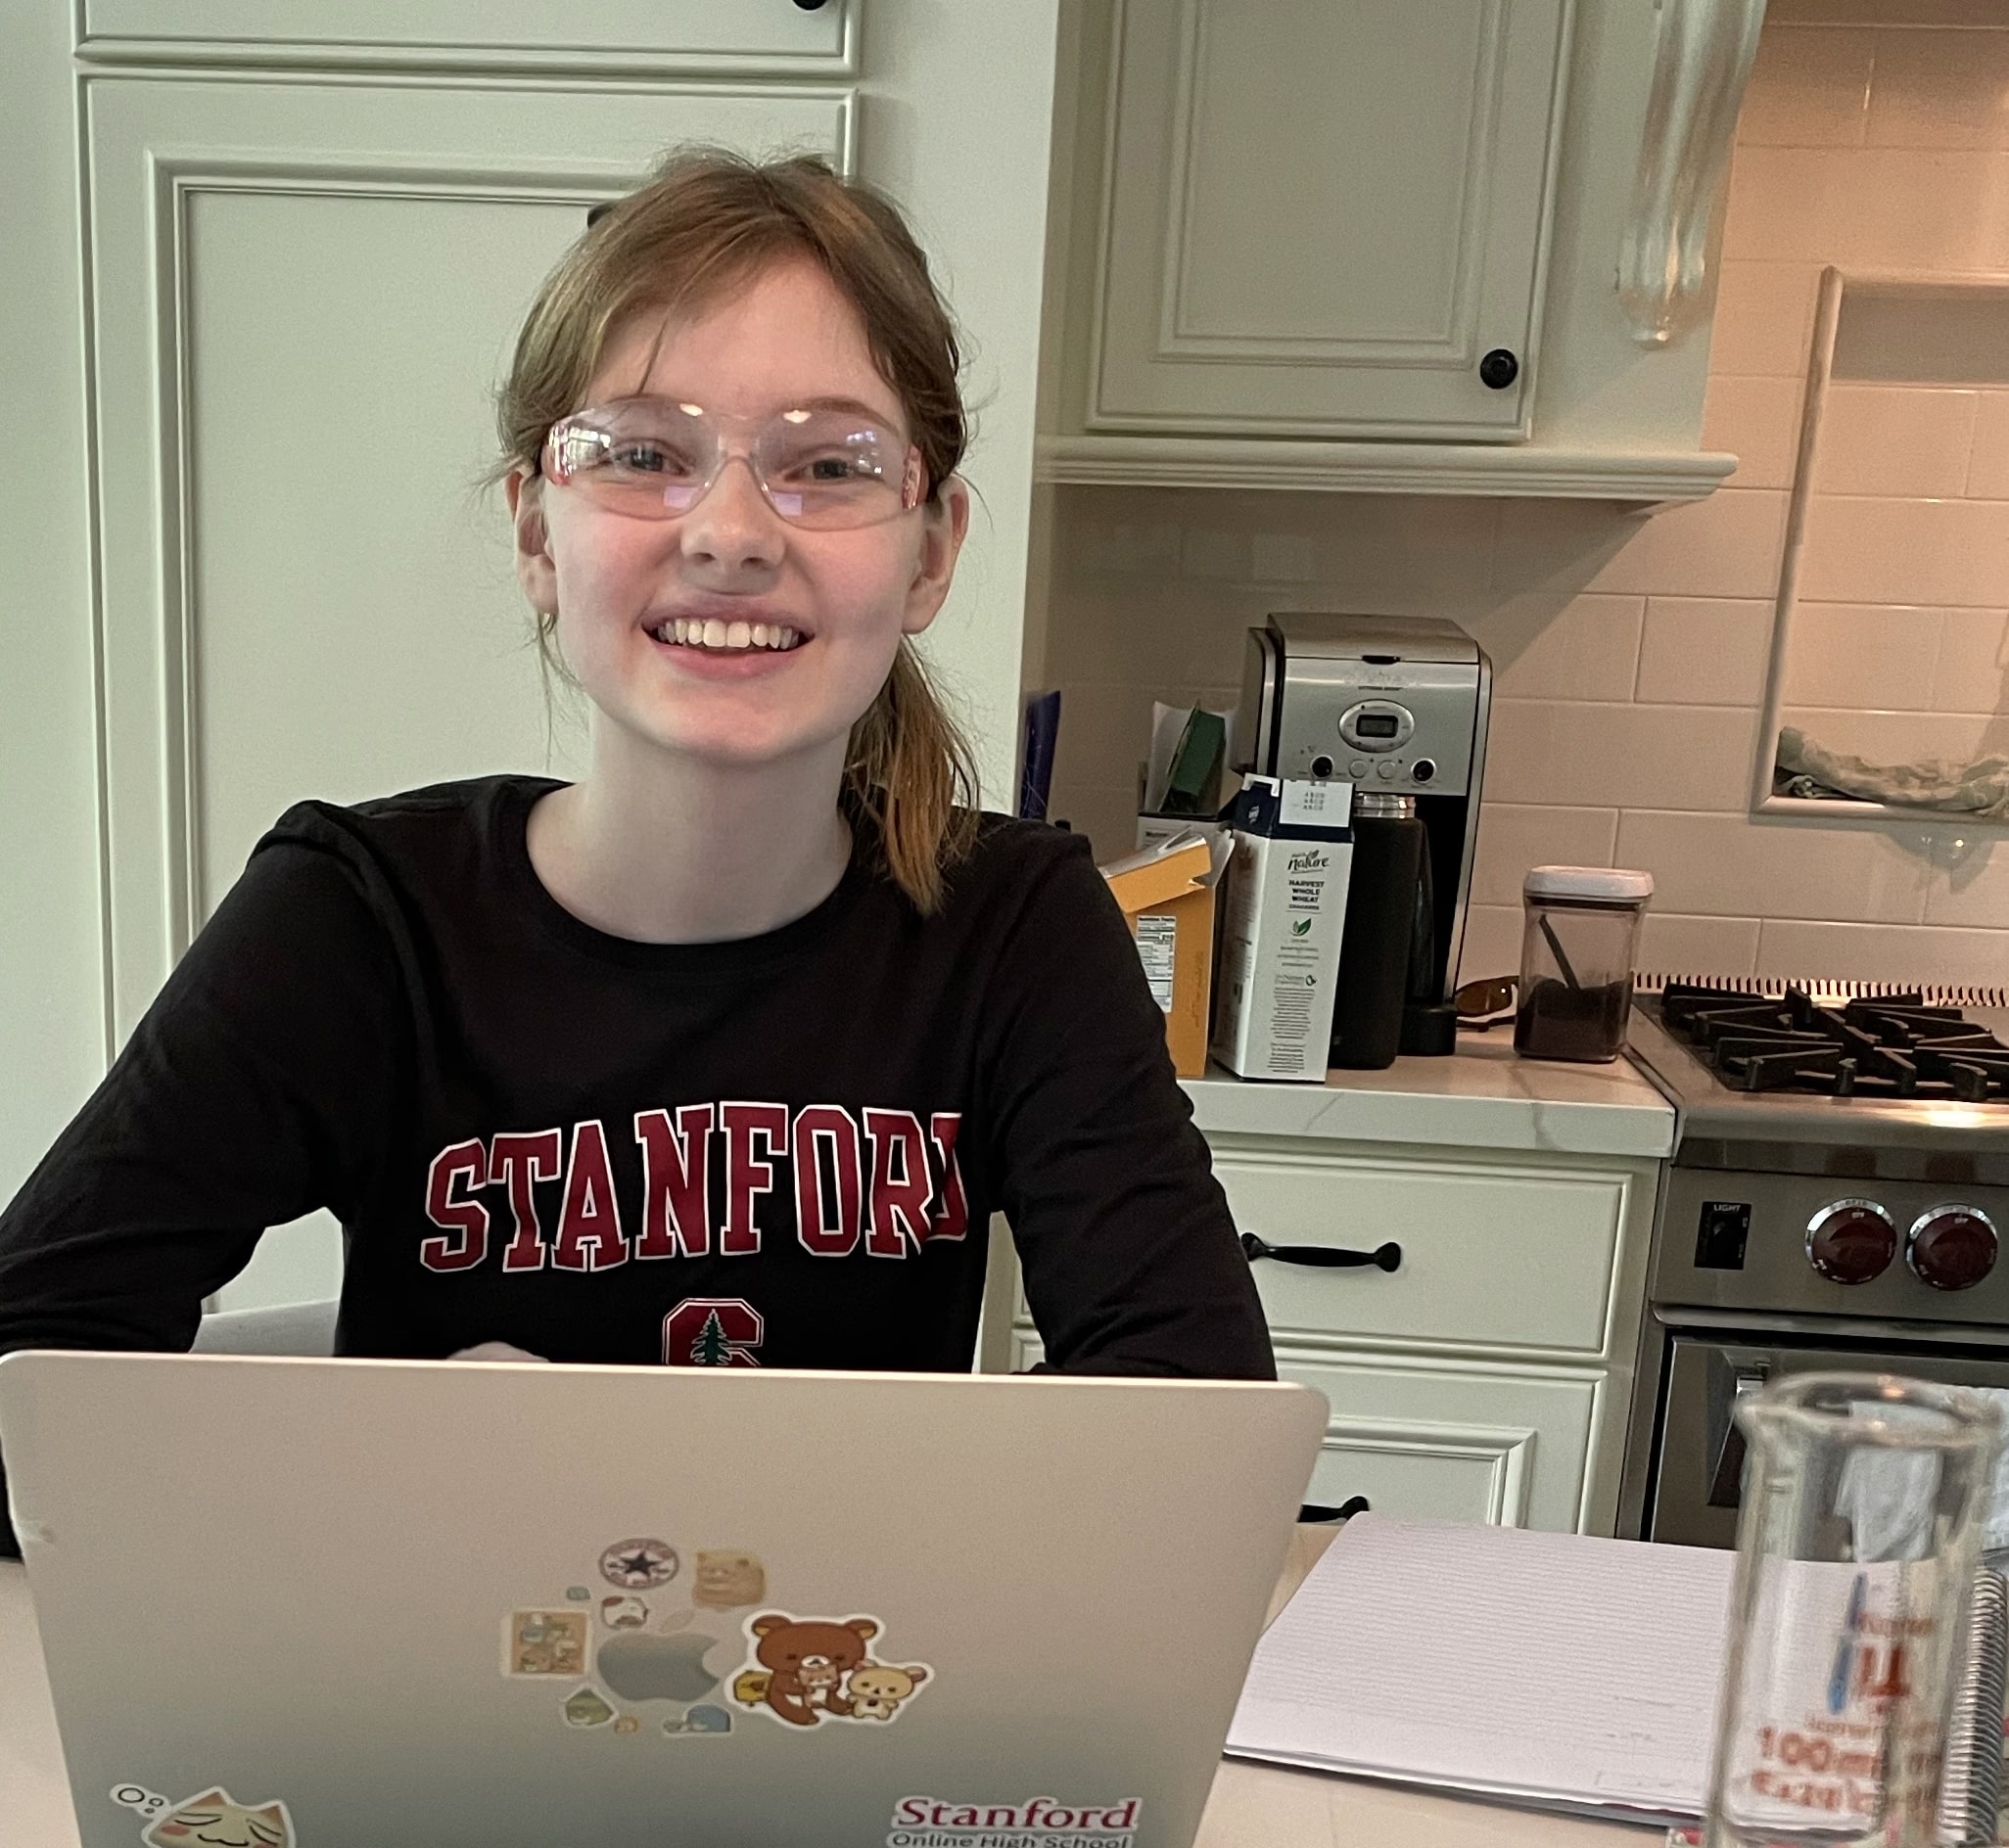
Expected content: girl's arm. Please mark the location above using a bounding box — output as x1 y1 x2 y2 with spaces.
0 835 402 1552
979 835 1274 1381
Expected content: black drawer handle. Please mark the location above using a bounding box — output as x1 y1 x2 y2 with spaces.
1299 1497 1371 1523
1241 1232 1401 1272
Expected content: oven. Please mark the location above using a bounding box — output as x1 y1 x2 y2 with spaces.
1617 981 2009 1546
1637 1323 2009 1548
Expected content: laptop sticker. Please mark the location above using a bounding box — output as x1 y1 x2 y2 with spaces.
612 1717 641 1735
504 1609 588 1677
888 1797 1140 1846
564 1585 591 1602
111 1784 296 1847
561 1686 616 1729
692 1550 767 1609
598 1538 678 1589
598 1594 649 1630
733 1613 934 1729
848 1662 929 1722
664 1703 732 1736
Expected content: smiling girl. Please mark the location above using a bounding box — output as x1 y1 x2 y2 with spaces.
0 153 1271 1548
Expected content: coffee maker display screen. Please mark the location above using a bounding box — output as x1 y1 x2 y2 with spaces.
1355 714 1400 739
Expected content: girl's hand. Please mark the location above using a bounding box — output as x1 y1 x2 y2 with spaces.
447 1341 550 1363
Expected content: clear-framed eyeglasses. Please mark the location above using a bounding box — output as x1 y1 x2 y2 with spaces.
539 396 928 531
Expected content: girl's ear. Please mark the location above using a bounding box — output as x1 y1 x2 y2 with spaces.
900 477 970 638
506 469 559 617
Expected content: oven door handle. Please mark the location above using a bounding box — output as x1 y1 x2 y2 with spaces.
1706 1366 1770 1509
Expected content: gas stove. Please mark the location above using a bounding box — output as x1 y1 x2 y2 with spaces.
1621 976 2009 1545
1628 978 2009 1317
1627 980 2009 1166
1655 981 2009 1103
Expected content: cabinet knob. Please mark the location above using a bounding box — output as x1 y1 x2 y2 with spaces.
1478 348 1519 390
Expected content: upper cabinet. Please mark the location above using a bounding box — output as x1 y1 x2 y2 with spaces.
1042 0 1763 501
77 0 855 75
1090 0 1569 442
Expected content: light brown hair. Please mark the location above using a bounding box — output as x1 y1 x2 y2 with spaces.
495 148 980 913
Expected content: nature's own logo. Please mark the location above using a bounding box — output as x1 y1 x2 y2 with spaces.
1285 849 1328 872
888 1795 1140 1848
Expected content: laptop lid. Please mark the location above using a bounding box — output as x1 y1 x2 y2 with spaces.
0 1354 1325 1848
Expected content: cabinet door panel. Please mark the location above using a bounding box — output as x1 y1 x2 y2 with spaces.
1092 0 1569 439
81 0 852 75
87 76 850 1045
84 78 848 1313
1279 1350 1597 1532
1213 1145 1629 1359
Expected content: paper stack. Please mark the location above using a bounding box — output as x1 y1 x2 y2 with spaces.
1227 1514 1737 1825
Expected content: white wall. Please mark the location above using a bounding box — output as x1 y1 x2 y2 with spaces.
1 6 106 1201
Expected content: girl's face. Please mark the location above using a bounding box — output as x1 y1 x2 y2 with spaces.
509 256 967 773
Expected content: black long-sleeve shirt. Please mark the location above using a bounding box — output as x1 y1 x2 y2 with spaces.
0 777 1271 1551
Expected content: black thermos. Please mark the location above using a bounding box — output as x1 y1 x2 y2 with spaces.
1330 792 1425 1071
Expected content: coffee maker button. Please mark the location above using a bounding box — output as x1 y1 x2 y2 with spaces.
1411 758 1436 783
1348 759 1371 780
1311 754 1334 778
1376 760 1401 780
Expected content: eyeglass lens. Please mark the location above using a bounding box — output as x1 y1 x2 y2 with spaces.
544 399 923 530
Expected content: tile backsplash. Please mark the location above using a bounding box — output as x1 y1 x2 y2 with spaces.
1034 14 2009 991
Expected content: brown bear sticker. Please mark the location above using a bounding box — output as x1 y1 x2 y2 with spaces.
731 1613 932 1729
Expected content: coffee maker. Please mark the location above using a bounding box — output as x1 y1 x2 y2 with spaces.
1232 613 1491 1056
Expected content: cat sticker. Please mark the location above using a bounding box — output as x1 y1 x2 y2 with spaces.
598 1595 649 1630
504 1609 588 1677
111 1785 295 1847
598 1538 678 1589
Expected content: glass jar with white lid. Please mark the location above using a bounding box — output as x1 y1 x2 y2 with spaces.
1514 865 1654 1063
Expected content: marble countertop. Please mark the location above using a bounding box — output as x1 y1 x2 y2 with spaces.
1184 1036 1676 1161
0 1529 1656 1848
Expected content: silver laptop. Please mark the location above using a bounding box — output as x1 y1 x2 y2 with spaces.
0 1353 1325 1848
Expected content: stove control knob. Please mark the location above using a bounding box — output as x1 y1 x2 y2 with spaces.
1906 1207 1998 1292
1806 1200 1896 1285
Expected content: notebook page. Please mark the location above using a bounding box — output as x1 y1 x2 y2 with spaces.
1226 1514 1738 1819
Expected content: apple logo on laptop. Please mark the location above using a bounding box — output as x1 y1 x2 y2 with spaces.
595 1631 723 1705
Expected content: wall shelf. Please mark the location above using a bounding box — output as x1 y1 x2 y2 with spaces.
1036 434 1738 504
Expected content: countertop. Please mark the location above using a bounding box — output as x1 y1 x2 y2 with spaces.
1184 1036 1676 1161
0 1528 1655 1848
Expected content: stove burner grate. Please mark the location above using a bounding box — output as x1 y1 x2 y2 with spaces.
1658 983 2009 1102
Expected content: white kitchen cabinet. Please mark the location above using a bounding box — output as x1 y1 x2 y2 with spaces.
1217 1144 1633 1361
1040 0 1750 500
1002 1125 1659 1536
1275 1351 1601 1532
79 0 855 76
1088 0 1570 441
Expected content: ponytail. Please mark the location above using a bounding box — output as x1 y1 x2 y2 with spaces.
844 642 979 914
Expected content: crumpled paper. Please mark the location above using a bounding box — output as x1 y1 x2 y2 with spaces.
1775 726 2009 820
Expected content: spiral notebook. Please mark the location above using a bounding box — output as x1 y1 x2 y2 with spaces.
1227 1514 2008 1830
